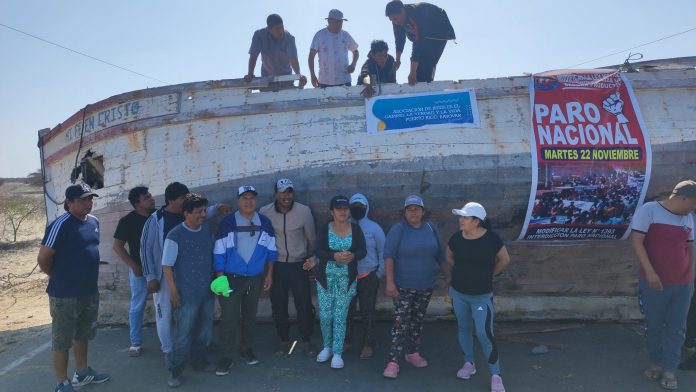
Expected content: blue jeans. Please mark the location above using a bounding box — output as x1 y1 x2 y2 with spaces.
167 294 214 371
449 288 500 375
128 270 148 346
638 279 693 371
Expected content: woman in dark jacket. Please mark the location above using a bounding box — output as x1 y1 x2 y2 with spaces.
314 195 367 369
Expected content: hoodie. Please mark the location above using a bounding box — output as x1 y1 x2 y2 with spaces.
349 193 386 278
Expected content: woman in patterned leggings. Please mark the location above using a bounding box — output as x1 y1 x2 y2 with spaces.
382 195 445 379
313 195 366 369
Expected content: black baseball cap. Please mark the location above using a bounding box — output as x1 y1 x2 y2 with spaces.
330 195 350 209
65 184 99 199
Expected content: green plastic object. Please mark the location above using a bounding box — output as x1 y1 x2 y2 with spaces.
210 275 231 297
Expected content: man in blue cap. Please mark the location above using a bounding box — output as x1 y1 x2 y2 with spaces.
38 184 110 392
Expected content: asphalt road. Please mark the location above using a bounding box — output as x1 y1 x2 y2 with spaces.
1 321 695 392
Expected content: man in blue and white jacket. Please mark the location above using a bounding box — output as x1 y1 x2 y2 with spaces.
213 185 277 376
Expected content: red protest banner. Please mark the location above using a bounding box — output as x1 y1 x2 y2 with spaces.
519 70 651 241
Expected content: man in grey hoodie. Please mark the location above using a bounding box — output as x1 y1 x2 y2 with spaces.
346 193 386 358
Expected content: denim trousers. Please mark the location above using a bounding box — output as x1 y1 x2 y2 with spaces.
167 294 214 371
128 270 148 346
638 279 693 371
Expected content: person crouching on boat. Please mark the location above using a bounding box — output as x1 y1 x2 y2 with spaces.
446 202 510 392
383 195 445 379
358 40 397 98
314 195 367 369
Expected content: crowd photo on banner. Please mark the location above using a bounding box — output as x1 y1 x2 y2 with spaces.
34 2 696 392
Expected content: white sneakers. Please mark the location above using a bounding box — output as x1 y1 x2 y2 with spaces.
330 354 344 369
316 347 332 363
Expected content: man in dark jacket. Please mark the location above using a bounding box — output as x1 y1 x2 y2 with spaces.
385 1 455 85
358 40 397 98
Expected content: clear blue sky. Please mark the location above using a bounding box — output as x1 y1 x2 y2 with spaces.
1 0 694 177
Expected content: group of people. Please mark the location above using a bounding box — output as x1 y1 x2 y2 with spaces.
39 179 512 392
243 1 456 96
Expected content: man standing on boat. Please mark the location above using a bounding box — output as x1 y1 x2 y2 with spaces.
112 186 155 357
214 185 277 375
385 1 455 85
260 179 318 357
630 180 696 390
358 39 397 98
244 14 307 90
38 184 110 392
308 9 359 88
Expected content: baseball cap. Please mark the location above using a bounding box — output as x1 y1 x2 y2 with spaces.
276 178 294 193
672 180 696 198
237 185 258 197
404 195 424 208
65 184 99 199
330 195 350 209
327 9 347 21
452 202 487 220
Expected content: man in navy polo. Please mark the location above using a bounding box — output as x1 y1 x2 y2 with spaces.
38 184 110 392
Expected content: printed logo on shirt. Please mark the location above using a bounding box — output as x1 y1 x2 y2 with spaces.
477 306 484 311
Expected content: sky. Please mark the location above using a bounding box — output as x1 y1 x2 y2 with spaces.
1 0 694 178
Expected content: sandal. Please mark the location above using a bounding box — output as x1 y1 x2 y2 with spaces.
359 346 374 359
644 366 662 381
660 373 678 390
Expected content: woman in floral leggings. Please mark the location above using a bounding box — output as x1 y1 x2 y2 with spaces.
313 195 366 369
383 195 445 378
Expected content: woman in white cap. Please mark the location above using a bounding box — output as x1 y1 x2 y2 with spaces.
382 195 445 379
445 202 510 392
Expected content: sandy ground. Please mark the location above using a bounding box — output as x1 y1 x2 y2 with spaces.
0 181 50 354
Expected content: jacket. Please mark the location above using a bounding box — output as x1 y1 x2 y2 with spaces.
349 193 386 278
259 201 316 263
315 222 367 289
214 212 278 277
393 2 456 62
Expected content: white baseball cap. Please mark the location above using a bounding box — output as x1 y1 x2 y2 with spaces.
452 202 486 220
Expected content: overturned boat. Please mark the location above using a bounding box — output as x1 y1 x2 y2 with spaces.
38 58 696 322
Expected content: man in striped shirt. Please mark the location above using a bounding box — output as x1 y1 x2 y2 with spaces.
38 184 110 392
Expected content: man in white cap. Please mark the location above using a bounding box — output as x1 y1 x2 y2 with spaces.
260 179 318 357
214 185 277 375
308 9 359 88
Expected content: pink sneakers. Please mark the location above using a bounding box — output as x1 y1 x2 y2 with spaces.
457 362 477 379
491 374 506 392
383 361 400 378
404 352 428 368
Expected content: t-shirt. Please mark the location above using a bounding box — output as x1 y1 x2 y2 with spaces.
162 222 214 300
630 201 694 285
162 209 184 239
249 28 298 77
113 210 153 264
383 221 444 289
448 230 504 295
310 28 358 85
41 213 100 297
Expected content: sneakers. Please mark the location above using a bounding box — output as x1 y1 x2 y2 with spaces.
316 347 332 363
330 354 344 369
302 341 318 357
491 374 506 392
405 352 428 368
55 380 74 392
240 348 259 365
383 361 400 378
457 362 477 379
215 357 233 376
71 367 110 387
128 345 142 357
167 368 183 388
